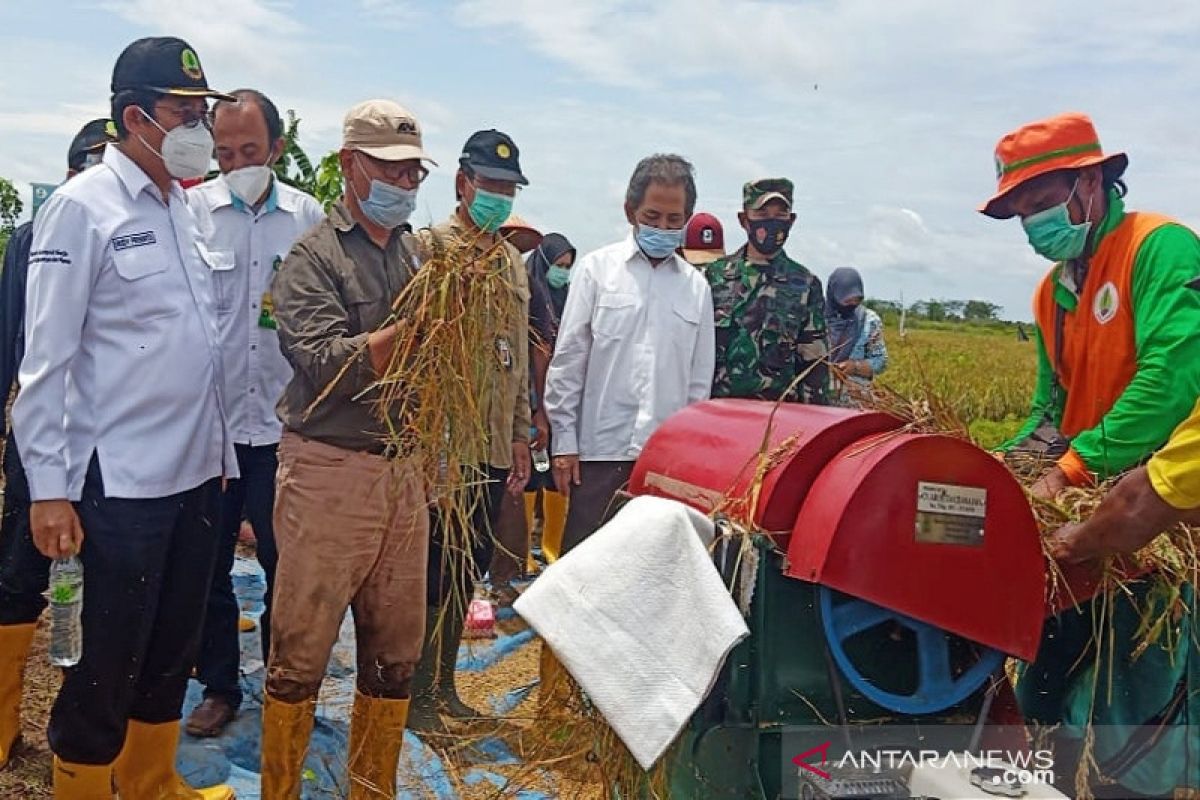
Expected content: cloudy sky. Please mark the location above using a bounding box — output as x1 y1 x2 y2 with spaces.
2 0 1198 319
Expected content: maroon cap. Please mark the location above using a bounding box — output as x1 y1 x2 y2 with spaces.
682 212 725 264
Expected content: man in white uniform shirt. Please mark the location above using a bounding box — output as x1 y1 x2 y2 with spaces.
12 36 237 799
544 153 715 555
185 89 323 739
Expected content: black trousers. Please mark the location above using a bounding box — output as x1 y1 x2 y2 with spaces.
427 464 508 612
49 456 222 764
195 443 279 709
0 432 49 625
560 460 634 556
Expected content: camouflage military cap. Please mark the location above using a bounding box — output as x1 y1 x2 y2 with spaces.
742 177 794 211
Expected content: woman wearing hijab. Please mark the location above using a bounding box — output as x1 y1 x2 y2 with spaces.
527 233 577 322
826 267 888 406
522 234 577 566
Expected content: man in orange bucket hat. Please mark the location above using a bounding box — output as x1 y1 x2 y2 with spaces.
985 112 1200 799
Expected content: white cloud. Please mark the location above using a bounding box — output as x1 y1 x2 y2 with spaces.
97 0 308 79
3 1 1199 321
447 0 1200 318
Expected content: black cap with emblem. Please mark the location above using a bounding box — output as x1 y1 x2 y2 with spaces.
459 129 529 186
67 119 117 172
111 36 235 101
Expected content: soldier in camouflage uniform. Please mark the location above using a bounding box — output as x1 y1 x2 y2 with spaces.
705 178 829 402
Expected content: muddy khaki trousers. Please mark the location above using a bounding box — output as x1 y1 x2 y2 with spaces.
266 433 429 702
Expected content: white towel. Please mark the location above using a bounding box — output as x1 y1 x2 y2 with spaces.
514 495 750 770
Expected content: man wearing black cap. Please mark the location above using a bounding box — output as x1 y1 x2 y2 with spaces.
12 37 237 799
0 118 112 773
407 129 532 732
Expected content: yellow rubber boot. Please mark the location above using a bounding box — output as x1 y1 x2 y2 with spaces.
542 491 568 564
523 492 539 574
347 691 409 800
52 757 114 799
0 622 37 768
523 491 536 533
238 616 257 633
259 694 315 800
113 719 235 799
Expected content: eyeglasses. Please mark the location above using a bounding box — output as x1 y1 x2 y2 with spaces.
358 154 429 187
153 101 212 131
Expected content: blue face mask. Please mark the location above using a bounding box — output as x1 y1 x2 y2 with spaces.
467 186 514 233
353 157 417 229
635 223 684 259
546 264 571 289
1021 180 1093 262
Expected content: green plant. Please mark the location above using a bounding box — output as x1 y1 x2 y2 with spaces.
311 151 344 211
273 111 343 210
0 176 24 263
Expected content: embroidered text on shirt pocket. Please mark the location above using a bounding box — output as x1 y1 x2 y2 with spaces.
111 245 180 322
592 292 638 338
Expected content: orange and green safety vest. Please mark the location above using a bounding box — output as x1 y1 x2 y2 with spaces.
1007 190 1200 796
1003 190 1200 484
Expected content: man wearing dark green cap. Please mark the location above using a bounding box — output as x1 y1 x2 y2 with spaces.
13 36 236 799
408 129 532 732
705 178 828 402
0 117 112 774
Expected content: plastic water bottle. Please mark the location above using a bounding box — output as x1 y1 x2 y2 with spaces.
530 426 550 473
48 556 83 667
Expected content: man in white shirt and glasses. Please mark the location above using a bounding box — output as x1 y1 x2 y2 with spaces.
184 88 324 739
13 36 237 799
544 153 715 555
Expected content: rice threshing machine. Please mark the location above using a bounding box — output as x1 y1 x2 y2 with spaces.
627 400 1086 799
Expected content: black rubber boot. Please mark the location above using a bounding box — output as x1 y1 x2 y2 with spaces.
436 604 482 720
406 607 445 734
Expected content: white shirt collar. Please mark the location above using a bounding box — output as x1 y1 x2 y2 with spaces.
104 145 184 206
203 175 298 215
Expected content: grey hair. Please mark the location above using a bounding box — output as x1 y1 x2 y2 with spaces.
625 153 697 216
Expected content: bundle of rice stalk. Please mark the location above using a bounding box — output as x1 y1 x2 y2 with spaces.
309 224 523 670
834 362 971 442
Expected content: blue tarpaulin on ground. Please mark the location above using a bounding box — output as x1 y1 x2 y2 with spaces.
176 556 553 799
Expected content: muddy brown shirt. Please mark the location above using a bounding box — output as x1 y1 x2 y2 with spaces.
273 202 418 453
422 215 531 469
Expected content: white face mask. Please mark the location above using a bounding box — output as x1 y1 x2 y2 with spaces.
138 108 214 179
223 164 273 206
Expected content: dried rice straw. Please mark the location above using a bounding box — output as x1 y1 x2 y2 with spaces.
856 357 1199 799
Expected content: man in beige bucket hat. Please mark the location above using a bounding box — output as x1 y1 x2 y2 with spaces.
259 99 436 799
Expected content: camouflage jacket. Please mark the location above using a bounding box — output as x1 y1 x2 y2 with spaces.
704 247 829 402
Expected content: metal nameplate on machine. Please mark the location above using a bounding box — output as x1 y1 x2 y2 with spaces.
914 481 987 547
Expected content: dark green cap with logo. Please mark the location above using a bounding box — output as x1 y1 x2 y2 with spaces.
459 129 529 186
743 177 794 210
111 36 235 101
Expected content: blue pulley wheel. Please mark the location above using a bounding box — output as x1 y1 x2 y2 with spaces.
818 585 1004 715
